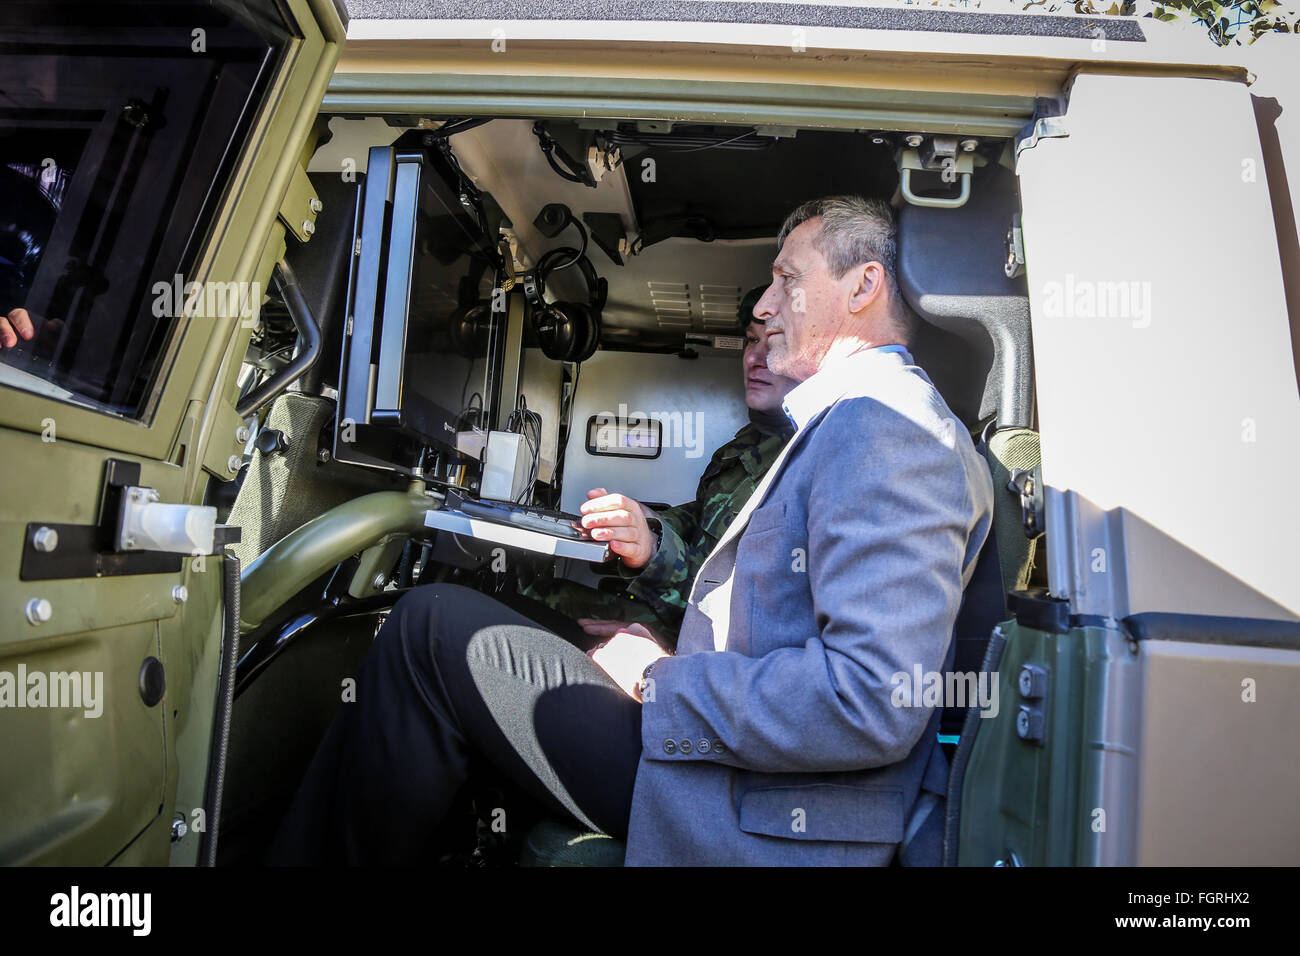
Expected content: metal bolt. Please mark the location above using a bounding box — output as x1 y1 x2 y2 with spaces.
172 585 189 605
1018 663 1047 700
227 455 241 474
32 526 59 553
871 136 885 144
318 448 331 464
147 489 161 503
122 101 150 128
309 197 323 213
171 818 188 842
124 536 136 549
372 573 386 590
904 134 924 148
302 220 316 236
235 425 250 443
1016 705 1045 744
960 138 978 152
130 489 142 502
25 598 52 625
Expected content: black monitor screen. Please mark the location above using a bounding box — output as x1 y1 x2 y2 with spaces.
337 138 501 476
397 176 495 442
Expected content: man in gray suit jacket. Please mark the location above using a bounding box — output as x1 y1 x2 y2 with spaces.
591 195 994 865
269 195 994 867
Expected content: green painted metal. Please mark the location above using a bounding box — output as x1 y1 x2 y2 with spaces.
324 73 1036 137
956 619 1140 866
239 488 431 633
0 0 346 866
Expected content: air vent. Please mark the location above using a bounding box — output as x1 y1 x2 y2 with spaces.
647 281 741 329
700 284 742 329
648 281 691 328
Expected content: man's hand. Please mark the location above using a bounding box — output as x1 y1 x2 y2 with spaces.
588 623 669 701
1 308 34 349
579 487 657 569
578 616 669 649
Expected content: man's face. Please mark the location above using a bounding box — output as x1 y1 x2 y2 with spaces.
752 217 852 382
741 318 797 412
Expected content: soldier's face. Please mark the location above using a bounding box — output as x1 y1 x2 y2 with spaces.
742 318 797 412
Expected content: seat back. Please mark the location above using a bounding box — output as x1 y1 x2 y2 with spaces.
897 161 1032 430
894 159 1039 734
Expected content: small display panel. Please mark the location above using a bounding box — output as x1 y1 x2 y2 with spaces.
585 415 662 459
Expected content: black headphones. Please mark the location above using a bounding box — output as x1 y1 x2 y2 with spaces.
523 246 605 363
448 299 493 358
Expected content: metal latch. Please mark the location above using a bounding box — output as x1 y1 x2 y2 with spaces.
1005 213 1026 279
1008 465 1044 538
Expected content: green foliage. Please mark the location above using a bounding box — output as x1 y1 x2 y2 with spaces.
1027 0 1296 44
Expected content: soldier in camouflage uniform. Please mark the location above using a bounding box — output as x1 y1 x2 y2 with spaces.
519 289 796 649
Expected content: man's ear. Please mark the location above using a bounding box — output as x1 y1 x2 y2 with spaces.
847 261 887 315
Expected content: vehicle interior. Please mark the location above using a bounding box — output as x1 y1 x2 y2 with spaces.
214 111 1046 866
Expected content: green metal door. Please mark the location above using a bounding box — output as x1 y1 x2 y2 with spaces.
0 0 345 865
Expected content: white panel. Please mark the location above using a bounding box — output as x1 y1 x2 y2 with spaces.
1020 73 1300 617
1136 640 1300 865
517 348 564 484
560 350 748 512
306 116 400 175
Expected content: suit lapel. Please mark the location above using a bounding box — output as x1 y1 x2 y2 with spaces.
687 407 830 650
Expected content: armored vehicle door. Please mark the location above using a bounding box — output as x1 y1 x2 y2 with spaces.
0 0 345 865
956 71 1300 866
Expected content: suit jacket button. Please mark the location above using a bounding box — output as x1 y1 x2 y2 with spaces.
663 739 677 755
679 739 693 754
697 738 711 754
713 739 726 755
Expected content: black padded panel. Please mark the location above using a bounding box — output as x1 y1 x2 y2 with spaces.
293 173 361 394
228 393 393 566
897 161 1032 428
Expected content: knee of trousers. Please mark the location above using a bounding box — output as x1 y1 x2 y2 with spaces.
380 583 484 664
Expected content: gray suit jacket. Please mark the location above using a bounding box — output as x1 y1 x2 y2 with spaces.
625 348 994 865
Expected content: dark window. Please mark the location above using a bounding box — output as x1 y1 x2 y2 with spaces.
0 0 293 419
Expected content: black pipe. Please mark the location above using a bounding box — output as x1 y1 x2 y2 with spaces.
236 259 322 419
199 552 241 867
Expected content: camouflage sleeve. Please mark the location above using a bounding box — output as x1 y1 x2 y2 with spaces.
621 500 704 633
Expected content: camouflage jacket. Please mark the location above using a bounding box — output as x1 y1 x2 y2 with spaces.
522 421 791 647
623 420 792 639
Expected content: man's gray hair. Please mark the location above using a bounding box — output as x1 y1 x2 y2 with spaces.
777 195 918 341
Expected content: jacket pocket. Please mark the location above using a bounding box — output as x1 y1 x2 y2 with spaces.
743 499 785 536
737 783 904 844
